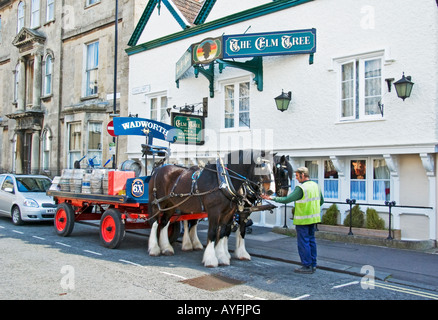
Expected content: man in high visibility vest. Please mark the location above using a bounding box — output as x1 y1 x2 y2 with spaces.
262 167 324 274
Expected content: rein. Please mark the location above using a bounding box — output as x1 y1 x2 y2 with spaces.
151 159 269 213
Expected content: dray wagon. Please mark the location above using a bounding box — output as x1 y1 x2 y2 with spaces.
48 116 209 249
47 178 207 249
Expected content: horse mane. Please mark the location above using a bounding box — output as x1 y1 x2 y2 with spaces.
223 149 267 181
274 154 293 181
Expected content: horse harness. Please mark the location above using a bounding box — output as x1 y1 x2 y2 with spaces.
151 157 266 213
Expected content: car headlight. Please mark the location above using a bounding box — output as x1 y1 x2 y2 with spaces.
23 199 39 208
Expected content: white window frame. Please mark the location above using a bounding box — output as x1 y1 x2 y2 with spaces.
46 0 55 22
31 0 40 29
17 1 25 33
43 54 53 96
350 158 367 201
348 156 392 203
324 159 340 200
42 128 51 171
87 121 103 167
68 122 82 169
303 159 340 201
372 158 391 202
338 54 384 122
83 41 99 97
14 63 20 102
148 92 169 124
221 77 251 130
86 0 100 7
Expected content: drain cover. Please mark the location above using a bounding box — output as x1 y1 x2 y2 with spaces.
181 274 245 291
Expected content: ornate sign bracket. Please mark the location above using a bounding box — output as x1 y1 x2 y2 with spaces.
218 56 263 92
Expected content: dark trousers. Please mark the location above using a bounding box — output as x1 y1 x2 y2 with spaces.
295 224 317 268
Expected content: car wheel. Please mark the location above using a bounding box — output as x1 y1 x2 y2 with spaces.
12 206 24 226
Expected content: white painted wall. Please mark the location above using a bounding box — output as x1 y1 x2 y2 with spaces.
127 0 438 240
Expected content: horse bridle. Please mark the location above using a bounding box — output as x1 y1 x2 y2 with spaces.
225 159 274 201
274 161 290 194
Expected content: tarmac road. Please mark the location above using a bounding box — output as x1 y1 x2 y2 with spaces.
1 216 437 301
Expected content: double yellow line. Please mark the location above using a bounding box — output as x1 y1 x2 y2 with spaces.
374 281 438 300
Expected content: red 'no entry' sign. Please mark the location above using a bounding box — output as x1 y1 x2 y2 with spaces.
107 121 116 137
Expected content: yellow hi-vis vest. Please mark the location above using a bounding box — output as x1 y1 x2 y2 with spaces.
294 181 322 225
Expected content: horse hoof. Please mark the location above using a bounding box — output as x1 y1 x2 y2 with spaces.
193 244 204 251
161 248 175 256
203 258 218 268
237 256 251 261
148 249 161 257
204 263 218 268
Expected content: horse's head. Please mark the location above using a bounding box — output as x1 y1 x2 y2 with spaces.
253 157 275 197
225 150 276 199
273 155 293 197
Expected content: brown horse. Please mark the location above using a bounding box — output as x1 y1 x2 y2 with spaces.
147 150 275 267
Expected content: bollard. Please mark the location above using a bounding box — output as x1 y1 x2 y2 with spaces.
346 198 356 235
283 203 288 229
385 201 396 240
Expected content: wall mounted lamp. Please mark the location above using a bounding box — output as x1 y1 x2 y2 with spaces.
275 90 292 112
166 98 209 117
378 73 414 117
393 73 414 101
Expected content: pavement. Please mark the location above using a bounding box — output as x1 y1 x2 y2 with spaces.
194 221 438 292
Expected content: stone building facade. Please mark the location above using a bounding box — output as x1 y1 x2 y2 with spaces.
0 0 145 176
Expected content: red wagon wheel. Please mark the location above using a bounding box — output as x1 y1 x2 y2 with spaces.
54 203 75 237
100 208 125 249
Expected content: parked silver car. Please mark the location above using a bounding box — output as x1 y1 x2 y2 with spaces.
0 174 56 225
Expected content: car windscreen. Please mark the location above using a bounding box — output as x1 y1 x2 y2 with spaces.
16 177 52 193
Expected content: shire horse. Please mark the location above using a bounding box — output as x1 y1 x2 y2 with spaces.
148 150 275 267
273 154 293 197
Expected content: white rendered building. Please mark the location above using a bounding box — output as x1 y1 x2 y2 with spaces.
125 0 438 242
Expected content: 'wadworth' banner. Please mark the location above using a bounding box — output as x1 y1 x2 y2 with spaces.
112 117 178 143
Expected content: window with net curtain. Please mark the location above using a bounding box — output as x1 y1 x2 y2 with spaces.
373 159 390 201
224 81 250 129
341 57 382 120
150 96 168 123
88 122 102 167
68 122 82 168
304 160 339 199
324 160 339 199
350 159 390 201
85 42 99 96
351 160 366 200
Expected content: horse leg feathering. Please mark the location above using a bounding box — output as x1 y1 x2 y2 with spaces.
158 221 174 256
148 221 161 256
235 228 251 261
203 241 218 268
189 220 204 251
181 220 193 251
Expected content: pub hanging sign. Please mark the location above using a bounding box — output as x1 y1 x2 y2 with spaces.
171 113 205 145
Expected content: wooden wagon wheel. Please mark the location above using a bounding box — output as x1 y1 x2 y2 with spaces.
54 203 75 237
100 208 125 249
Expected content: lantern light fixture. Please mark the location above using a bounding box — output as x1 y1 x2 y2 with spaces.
393 73 414 101
275 90 292 112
